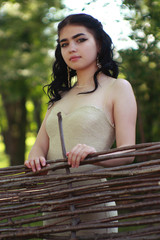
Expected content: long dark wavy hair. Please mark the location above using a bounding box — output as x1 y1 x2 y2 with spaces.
45 13 119 105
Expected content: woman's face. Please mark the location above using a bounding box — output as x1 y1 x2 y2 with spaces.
59 24 99 71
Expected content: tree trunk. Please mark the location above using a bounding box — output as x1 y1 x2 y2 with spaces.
2 95 27 166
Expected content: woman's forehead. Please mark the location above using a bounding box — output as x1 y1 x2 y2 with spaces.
59 25 92 39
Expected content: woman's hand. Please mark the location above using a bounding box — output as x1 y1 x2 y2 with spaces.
66 144 96 168
25 156 47 172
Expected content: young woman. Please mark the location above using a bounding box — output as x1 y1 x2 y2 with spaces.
25 13 137 235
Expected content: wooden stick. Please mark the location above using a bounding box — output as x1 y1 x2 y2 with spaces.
57 112 78 240
0 141 160 239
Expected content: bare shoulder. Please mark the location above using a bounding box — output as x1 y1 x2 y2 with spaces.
98 74 117 89
112 79 137 112
99 75 131 89
99 74 113 83
100 76 132 93
113 78 133 90
98 75 135 102
112 78 135 97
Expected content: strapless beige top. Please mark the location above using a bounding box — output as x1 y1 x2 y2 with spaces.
46 105 115 161
45 105 118 235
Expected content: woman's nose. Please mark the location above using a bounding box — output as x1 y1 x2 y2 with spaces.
68 42 77 52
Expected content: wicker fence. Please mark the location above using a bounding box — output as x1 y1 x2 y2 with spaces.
0 141 160 240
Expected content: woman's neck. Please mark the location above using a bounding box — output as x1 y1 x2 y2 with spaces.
76 66 98 87
76 75 94 87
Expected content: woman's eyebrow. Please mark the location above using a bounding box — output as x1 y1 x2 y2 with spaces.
59 33 86 43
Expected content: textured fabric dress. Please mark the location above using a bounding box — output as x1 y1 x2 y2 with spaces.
45 104 118 235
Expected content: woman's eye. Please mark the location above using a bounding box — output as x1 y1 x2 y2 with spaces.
60 43 68 48
77 38 87 43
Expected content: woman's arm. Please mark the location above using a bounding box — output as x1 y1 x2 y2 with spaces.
25 108 51 172
67 79 137 168
98 78 137 167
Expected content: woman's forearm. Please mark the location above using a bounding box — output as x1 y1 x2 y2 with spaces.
95 156 134 168
28 143 47 160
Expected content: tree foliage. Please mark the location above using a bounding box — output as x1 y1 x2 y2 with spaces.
119 0 160 143
0 0 159 166
0 0 64 165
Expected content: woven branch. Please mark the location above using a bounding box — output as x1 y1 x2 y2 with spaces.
0 142 160 239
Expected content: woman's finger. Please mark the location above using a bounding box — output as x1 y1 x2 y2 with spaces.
29 159 36 172
39 156 46 167
68 147 81 168
25 157 48 174
24 160 31 169
67 144 96 168
34 157 42 171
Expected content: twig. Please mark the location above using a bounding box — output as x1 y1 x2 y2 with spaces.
57 112 79 240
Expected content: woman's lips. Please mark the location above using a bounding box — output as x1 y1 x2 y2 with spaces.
70 56 81 61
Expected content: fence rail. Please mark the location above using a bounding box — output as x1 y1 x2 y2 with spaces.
0 142 160 239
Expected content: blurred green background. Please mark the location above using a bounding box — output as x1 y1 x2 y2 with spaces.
0 0 160 167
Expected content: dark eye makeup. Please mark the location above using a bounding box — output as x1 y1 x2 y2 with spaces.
60 38 88 48
77 38 87 43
